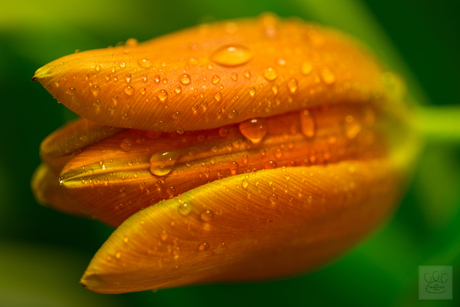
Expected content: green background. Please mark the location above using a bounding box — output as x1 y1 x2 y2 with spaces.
0 0 459 306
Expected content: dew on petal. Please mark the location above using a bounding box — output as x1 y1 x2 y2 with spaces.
211 45 252 67
300 110 315 137
149 149 182 176
239 118 268 143
263 67 278 81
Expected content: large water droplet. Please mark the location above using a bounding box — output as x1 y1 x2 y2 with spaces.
263 67 278 81
239 118 268 143
149 149 182 176
300 110 315 137
211 45 252 67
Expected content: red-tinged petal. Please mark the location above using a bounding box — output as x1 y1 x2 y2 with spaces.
60 104 386 227
33 15 402 132
80 159 403 293
31 164 89 217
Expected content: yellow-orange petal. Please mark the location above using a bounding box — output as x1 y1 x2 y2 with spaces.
60 103 386 227
80 158 403 293
31 164 89 217
33 15 400 132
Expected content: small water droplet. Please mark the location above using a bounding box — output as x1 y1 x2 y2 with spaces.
214 92 222 101
248 87 256 97
198 242 210 252
229 161 239 175
263 67 278 81
150 149 182 176
288 79 298 94
157 89 168 102
115 252 121 259
180 74 191 85
271 84 279 95
95 64 101 72
300 110 315 137
265 160 277 169
124 86 134 95
231 73 238 81
178 202 192 216
66 87 76 95
219 127 228 137
269 194 278 206
301 62 312 75
344 115 361 139
90 85 100 96
228 109 238 119
154 74 161 84
244 70 251 79
138 58 152 68
275 148 282 159
173 111 181 119
119 61 126 68
160 230 168 242
242 179 249 189
200 210 214 222
239 118 268 143
176 128 185 134
321 67 336 85
120 138 133 151
212 75 220 84
174 85 182 94
140 87 146 95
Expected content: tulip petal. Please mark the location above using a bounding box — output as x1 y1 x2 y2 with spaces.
31 164 89 217
60 104 386 227
80 158 402 293
33 15 400 132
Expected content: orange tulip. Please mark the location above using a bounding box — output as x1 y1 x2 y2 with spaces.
31 13 419 294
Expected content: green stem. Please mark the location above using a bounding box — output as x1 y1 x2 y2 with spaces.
417 105 460 144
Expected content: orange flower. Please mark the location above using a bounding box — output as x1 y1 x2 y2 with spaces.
31 14 418 294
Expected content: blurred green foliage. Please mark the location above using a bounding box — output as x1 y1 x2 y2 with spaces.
0 0 459 306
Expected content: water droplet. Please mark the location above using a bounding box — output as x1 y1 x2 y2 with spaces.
269 194 278 206
124 86 134 95
123 237 129 243
242 179 249 189
275 148 282 159
211 45 252 67
140 87 146 95
239 118 268 143
149 149 182 176
301 62 312 75
265 160 277 169
219 127 228 137
248 87 256 97
115 252 121 259
212 75 220 84
90 85 100 96
321 67 336 85
154 74 161 84
198 242 210 252
231 73 238 81
244 70 251 79
344 115 361 139
271 84 279 95
66 87 76 95
173 111 181 119
288 79 298 94
263 67 278 81
176 128 185 134
157 89 168 102
214 92 222 101
300 110 315 137
229 161 239 175
228 109 238 119
178 202 192 216
138 58 152 68
259 12 279 38
200 210 214 222
242 154 249 164
180 74 191 85
174 85 182 94
119 61 126 68
125 38 138 47
95 64 101 72
120 138 133 151
141 74 148 82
